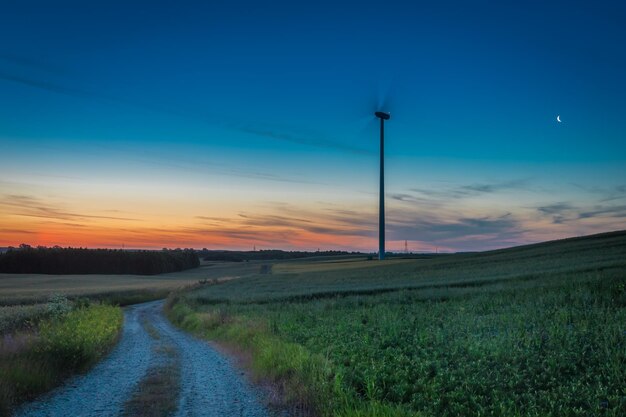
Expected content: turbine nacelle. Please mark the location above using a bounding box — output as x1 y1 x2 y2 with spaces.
375 111 391 120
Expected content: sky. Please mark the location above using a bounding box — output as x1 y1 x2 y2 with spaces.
1 0 625 252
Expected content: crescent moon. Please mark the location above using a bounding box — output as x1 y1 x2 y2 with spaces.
557 115 561 123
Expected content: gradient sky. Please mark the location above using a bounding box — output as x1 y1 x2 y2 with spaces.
1 1 625 252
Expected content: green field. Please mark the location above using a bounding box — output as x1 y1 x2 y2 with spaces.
169 231 626 416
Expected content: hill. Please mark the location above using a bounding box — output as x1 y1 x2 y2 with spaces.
187 230 626 303
168 230 626 417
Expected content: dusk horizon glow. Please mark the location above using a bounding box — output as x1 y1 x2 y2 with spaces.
1 1 625 253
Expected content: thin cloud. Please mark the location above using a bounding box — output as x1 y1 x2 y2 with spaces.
125 153 323 185
387 212 522 242
537 202 574 215
409 179 530 201
238 211 372 237
460 179 528 193
0 53 67 75
0 70 373 156
195 216 229 222
239 124 373 155
182 226 295 242
578 205 626 219
571 183 626 203
536 201 626 224
303 207 378 231
536 202 575 224
0 72 101 100
218 203 522 246
197 207 377 240
238 213 315 227
56 222 89 228
0 228 35 234
0 194 139 222
390 193 431 203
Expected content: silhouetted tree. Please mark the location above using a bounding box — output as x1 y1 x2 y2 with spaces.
0 246 200 275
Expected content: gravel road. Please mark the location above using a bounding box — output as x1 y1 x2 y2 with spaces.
14 301 270 417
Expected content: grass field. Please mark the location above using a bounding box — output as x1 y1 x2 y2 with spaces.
272 258 415 274
0 260 264 306
168 231 626 417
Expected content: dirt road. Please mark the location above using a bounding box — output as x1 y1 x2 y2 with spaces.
14 301 270 417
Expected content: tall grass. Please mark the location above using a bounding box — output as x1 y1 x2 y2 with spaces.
0 304 49 335
0 303 123 416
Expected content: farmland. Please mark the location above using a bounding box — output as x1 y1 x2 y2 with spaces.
168 231 626 416
0 252 368 336
0 260 262 306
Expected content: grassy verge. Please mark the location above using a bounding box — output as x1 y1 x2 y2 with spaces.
0 301 123 416
123 320 180 417
166 232 626 417
166 294 416 417
0 289 165 337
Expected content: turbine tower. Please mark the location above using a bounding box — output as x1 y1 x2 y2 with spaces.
375 111 390 260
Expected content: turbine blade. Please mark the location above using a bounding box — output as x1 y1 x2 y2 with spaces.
377 77 397 113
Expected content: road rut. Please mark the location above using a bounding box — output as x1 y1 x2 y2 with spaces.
14 301 269 417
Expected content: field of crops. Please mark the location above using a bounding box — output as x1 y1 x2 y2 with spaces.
169 231 626 417
187 231 625 304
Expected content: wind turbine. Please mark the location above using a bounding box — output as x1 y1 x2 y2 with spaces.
375 110 390 260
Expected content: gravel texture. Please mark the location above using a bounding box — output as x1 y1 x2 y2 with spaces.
14 301 269 417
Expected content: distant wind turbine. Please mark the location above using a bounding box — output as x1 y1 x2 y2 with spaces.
375 110 390 260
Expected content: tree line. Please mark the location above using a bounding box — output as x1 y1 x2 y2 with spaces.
0 245 200 275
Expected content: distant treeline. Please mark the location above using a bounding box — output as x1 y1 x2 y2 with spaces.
0 245 199 275
199 249 361 262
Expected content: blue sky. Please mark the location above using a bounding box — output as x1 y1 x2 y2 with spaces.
1 1 625 251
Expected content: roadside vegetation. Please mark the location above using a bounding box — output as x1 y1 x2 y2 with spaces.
0 304 49 335
168 231 626 417
0 295 123 416
0 246 199 275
